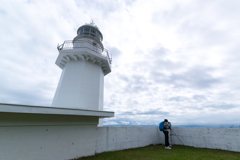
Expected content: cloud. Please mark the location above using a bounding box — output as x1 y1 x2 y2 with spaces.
106 46 122 59
168 96 189 102
121 109 170 116
120 121 130 125
104 120 119 125
192 95 206 101
1 0 240 126
205 103 237 110
151 66 221 89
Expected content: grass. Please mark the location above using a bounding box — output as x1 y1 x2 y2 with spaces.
75 145 240 160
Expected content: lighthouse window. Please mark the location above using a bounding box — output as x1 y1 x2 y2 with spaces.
77 27 102 41
96 32 100 40
90 33 95 37
90 29 96 34
78 29 83 35
84 27 90 32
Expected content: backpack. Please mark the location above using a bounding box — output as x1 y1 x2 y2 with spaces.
159 121 164 131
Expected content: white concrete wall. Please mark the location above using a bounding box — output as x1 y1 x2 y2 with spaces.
96 127 240 153
52 59 104 111
1 123 239 160
0 113 99 160
97 69 104 127
96 127 162 153
171 127 240 152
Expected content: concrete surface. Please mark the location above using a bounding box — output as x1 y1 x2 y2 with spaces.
51 59 105 111
1 124 239 160
0 112 100 160
0 103 114 118
96 127 163 153
96 127 240 153
171 127 240 152
0 103 114 160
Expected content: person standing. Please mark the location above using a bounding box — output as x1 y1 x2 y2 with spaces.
163 119 172 149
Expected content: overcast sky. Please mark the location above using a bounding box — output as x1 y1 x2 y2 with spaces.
0 0 240 126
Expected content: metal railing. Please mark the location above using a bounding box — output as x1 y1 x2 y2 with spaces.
57 40 112 65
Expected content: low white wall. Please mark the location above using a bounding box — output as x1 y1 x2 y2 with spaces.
171 127 240 152
96 127 240 153
1 123 239 160
96 127 163 153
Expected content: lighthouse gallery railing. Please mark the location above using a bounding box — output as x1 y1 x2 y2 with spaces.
57 40 112 65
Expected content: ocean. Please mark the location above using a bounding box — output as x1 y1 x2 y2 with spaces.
103 124 240 128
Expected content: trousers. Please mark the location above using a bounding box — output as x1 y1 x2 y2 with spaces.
163 131 170 147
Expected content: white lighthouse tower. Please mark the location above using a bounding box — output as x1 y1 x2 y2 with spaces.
52 22 111 125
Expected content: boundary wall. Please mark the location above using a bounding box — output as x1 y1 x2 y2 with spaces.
1 124 239 160
96 127 240 153
171 127 240 152
96 127 163 153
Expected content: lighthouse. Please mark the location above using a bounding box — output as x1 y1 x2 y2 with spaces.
52 22 111 125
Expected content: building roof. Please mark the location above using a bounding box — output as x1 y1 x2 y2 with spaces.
0 103 114 118
76 21 103 40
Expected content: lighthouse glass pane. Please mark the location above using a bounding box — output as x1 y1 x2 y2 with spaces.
96 32 101 41
90 33 95 37
78 29 83 35
84 27 90 32
96 32 99 38
83 32 89 35
90 29 96 34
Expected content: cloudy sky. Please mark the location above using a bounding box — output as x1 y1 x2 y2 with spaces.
0 0 240 126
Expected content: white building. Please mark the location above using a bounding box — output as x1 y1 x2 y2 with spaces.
52 22 112 126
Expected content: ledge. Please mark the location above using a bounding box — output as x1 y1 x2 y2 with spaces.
0 103 114 118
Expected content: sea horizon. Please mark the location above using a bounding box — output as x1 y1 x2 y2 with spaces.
103 124 240 128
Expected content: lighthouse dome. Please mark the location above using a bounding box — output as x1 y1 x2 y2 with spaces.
76 22 103 42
